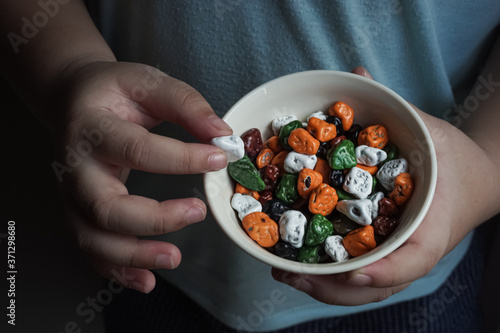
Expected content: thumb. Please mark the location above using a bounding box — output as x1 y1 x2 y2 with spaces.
351 66 374 80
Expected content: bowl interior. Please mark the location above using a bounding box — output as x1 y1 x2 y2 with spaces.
204 70 436 274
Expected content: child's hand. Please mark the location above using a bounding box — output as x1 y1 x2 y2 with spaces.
272 67 500 305
54 61 232 293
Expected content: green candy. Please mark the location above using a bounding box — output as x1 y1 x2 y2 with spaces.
228 155 265 191
278 120 303 151
382 143 398 165
372 176 378 191
327 139 357 170
304 214 334 246
336 188 355 201
275 174 299 204
297 245 322 263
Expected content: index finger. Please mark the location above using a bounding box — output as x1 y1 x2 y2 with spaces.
117 65 232 142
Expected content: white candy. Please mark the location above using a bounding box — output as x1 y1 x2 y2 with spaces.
284 151 318 174
306 111 327 123
376 158 408 191
324 235 349 262
368 191 385 219
272 115 298 136
343 167 373 199
230 193 262 220
279 210 307 248
336 199 372 225
210 135 245 162
355 145 387 167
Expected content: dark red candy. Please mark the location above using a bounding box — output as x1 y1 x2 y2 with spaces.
330 135 346 149
378 198 399 217
372 216 399 238
258 190 273 205
260 164 280 191
241 128 264 161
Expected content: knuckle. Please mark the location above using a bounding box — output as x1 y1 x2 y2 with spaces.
122 131 151 169
89 197 113 230
374 288 394 303
173 82 208 114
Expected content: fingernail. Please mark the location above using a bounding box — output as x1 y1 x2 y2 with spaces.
186 203 206 224
208 115 232 133
347 273 373 286
208 151 227 171
155 254 175 269
130 281 148 293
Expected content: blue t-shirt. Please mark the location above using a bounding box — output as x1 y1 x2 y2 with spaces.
87 1 499 331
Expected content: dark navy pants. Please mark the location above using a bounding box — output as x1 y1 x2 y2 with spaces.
103 229 486 333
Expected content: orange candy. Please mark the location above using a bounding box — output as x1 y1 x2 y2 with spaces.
328 101 354 131
288 128 320 155
313 157 332 181
307 117 337 142
358 125 389 149
264 136 283 154
390 172 414 206
255 148 275 169
297 168 323 199
270 151 289 174
356 163 378 175
235 183 260 201
343 225 377 257
241 212 279 248
308 183 338 216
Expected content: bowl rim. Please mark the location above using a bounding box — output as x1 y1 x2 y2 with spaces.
204 69 437 274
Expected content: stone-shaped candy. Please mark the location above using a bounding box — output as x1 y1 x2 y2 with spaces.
376 158 408 191
275 174 299 204
272 115 298 136
231 193 262 220
355 145 387 167
274 242 298 260
304 214 334 246
368 191 385 219
306 111 327 123
297 245 322 263
279 210 307 248
324 235 349 262
228 155 266 191
327 139 357 170
284 151 318 174
336 199 372 226
210 135 245 162
241 128 264 161
343 167 373 199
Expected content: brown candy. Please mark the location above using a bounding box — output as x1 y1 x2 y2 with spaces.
372 216 399 238
378 198 399 217
241 128 264 161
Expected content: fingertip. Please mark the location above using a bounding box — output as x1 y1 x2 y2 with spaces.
351 66 374 80
208 115 233 135
208 150 228 171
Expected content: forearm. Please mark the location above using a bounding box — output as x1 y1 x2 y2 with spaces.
443 33 500 237
0 0 115 130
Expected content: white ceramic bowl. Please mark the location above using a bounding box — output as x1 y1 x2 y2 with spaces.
204 70 437 274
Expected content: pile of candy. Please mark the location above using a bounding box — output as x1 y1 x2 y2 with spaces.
211 101 414 264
